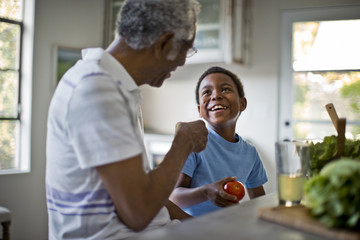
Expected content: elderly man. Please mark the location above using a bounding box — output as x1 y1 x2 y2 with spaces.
46 0 207 239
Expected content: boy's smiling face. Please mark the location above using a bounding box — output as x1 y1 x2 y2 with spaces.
198 73 246 129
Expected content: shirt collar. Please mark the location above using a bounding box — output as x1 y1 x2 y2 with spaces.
207 126 241 145
82 48 139 92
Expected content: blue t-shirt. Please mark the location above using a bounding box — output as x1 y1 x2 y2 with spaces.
182 127 268 216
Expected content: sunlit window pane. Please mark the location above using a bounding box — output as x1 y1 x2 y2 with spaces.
0 0 22 20
293 20 360 71
293 71 360 122
0 21 21 69
0 120 18 170
0 70 19 117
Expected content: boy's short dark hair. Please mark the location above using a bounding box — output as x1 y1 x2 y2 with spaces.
195 66 245 105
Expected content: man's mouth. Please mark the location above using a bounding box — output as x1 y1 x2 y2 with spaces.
209 105 228 112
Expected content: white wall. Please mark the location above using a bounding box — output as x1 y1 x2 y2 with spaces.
0 0 359 239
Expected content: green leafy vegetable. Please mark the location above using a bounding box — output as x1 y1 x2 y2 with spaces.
308 135 360 176
304 158 360 229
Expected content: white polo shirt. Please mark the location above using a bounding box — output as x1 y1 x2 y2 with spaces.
46 48 175 239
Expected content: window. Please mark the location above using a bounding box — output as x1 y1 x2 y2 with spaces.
0 0 34 174
279 6 360 141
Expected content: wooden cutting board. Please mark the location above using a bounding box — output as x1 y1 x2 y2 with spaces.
257 205 360 240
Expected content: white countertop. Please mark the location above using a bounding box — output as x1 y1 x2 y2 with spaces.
127 193 327 240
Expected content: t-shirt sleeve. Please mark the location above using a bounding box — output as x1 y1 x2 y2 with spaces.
245 149 268 188
182 152 198 178
67 74 142 169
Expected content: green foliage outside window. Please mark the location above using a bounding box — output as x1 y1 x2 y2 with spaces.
0 0 22 170
341 78 360 136
0 121 16 169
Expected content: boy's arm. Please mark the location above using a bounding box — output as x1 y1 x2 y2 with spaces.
165 200 192 220
247 186 265 199
169 173 207 208
169 173 238 208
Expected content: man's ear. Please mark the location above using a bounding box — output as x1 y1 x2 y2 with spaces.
197 105 201 117
240 97 247 112
154 32 174 59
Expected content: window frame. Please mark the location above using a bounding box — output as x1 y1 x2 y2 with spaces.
0 16 23 119
278 5 360 141
0 0 35 174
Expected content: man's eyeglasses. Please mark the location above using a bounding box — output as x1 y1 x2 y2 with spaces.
182 39 197 58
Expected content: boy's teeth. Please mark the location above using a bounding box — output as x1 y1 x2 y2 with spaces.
211 105 227 111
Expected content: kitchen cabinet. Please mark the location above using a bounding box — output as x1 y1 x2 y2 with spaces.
104 0 250 65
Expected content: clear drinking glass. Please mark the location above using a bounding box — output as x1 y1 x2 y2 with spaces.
275 141 311 207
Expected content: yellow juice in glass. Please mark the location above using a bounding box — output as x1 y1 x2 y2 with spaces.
278 173 306 207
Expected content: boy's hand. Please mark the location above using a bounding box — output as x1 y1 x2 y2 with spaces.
205 177 239 207
174 120 208 153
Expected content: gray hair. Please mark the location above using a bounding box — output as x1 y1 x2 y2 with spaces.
117 0 201 50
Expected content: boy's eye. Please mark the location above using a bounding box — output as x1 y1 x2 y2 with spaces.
202 90 211 96
222 87 231 92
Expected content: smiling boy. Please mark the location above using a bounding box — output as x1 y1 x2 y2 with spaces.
170 66 268 216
